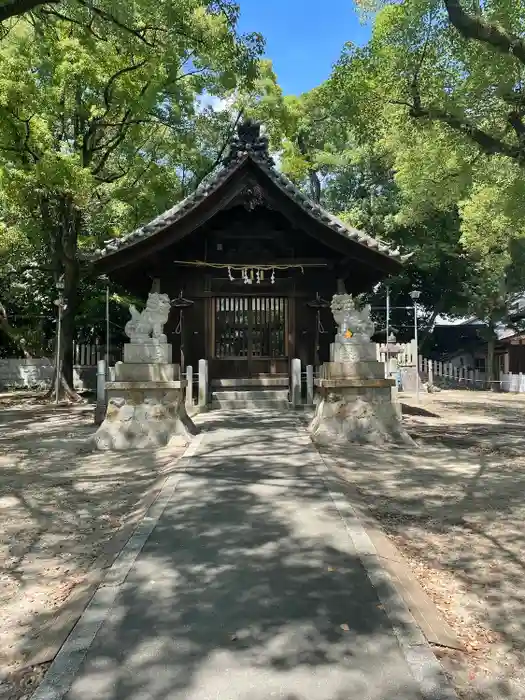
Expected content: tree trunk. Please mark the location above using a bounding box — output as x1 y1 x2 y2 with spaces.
60 208 81 389
41 194 82 398
0 0 56 22
419 305 443 354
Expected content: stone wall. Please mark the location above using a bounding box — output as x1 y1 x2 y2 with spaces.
0 358 96 392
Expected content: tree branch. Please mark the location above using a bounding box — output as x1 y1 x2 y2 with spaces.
405 99 522 160
0 108 40 162
507 110 525 148
75 0 156 47
39 7 103 39
444 0 525 66
193 108 244 189
91 108 133 176
102 60 147 112
81 61 147 165
0 0 57 23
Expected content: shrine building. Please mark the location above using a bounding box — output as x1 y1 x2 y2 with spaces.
90 120 404 382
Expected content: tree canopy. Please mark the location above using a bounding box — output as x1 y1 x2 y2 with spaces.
2 0 525 380
306 0 525 329
0 0 262 378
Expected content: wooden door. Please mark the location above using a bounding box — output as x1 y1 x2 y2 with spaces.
211 296 288 377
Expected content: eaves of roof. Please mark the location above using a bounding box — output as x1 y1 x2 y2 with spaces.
88 152 407 266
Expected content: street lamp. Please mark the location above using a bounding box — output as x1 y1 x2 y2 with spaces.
409 290 421 402
54 277 66 405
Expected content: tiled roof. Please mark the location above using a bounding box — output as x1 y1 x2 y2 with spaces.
253 154 403 262
90 122 405 265
89 157 240 261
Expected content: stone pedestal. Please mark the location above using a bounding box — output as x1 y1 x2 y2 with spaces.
123 341 171 364
309 339 413 446
93 344 198 451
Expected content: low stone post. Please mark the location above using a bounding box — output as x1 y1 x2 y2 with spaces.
291 358 301 408
186 365 193 408
306 365 314 405
94 359 106 425
198 359 208 410
391 384 402 419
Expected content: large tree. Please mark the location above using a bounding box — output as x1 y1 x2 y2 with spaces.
235 62 345 203
317 0 525 342
0 2 262 389
351 0 525 162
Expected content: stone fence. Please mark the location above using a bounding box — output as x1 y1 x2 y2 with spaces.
0 358 96 392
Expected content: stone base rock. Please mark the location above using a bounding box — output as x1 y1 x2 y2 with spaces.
309 383 414 446
93 384 198 451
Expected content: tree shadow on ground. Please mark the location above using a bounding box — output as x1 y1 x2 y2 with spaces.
33 412 441 700
318 396 525 700
3 403 518 699
0 404 187 676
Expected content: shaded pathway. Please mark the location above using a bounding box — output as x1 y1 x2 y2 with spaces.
32 411 456 700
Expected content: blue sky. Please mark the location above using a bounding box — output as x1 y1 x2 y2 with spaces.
237 0 371 96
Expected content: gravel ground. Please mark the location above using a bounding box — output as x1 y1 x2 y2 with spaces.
322 389 525 700
0 396 185 700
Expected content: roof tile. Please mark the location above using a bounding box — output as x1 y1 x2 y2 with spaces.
90 133 403 263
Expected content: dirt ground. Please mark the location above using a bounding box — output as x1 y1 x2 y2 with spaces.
0 395 186 700
322 389 525 700
3 390 525 700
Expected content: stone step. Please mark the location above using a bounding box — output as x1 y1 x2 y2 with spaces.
211 376 289 388
212 389 289 401
211 398 290 411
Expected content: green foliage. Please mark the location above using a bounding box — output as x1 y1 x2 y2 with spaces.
320 0 525 322
0 1 263 361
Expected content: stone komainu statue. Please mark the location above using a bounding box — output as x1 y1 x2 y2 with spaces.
330 294 375 343
125 292 171 344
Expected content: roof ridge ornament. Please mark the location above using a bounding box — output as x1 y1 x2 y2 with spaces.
224 118 275 166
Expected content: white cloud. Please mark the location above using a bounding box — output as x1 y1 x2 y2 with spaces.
195 92 236 114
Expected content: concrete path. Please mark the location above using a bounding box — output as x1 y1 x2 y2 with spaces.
33 412 456 700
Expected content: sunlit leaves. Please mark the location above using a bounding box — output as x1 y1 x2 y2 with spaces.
0 0 263 346
322 0 525 319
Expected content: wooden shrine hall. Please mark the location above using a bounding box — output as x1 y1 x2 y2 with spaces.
91 120 404 381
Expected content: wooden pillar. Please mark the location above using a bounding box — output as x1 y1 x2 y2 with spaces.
288 295 296 375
